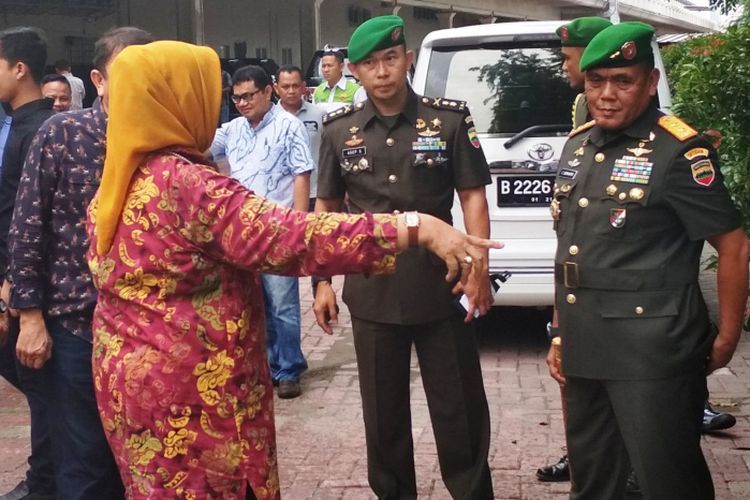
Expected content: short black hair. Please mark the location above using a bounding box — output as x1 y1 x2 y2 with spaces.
232 65 271 89
54 58 70 71
0 27 47 83
322 50 344 64
92 26 154 73
276 64 303 81
41 73 70 89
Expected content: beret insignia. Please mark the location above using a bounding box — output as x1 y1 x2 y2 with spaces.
622 41 637 60
560 26 569 41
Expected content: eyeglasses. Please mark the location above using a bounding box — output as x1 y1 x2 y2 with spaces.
231 88 262 104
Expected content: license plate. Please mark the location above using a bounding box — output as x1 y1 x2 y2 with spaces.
497 175 554 206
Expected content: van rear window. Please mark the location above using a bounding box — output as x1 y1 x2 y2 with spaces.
425 42 578 135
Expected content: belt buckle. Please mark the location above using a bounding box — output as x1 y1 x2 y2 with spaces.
563 261 579 289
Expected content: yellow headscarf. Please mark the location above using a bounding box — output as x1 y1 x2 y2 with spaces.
94 40 221 255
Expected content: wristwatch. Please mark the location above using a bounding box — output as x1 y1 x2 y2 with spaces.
0 299 7 314
546 321 559 340
404 211 420 247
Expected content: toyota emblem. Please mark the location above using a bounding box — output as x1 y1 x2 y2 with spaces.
528 143 554 161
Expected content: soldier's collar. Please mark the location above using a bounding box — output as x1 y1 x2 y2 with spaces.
358 87 419 129
589 104 659 146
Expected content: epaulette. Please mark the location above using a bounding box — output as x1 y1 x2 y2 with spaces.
658 115 698 142
568 119 595 137
322 102 365 124
420 96 467 112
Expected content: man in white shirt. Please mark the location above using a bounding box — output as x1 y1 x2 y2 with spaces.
54 59 84 110
274 64 324 210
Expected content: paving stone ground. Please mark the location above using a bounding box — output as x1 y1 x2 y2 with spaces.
2 274 750 499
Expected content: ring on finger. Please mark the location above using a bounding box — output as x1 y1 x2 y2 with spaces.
462 255 473 265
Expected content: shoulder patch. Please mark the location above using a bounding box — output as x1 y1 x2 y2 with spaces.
322 102 364 124
658 115 698 142
420 95 467 112
568 119 595 137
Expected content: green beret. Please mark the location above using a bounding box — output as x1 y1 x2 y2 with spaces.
556 17 612 47
348 15 405 64
580 22 656 71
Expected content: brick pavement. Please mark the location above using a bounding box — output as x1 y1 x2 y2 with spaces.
2 276 750 499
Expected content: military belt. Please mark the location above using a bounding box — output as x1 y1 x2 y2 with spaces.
554 262 697 291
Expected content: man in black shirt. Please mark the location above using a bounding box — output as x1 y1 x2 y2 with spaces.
0 26 55 500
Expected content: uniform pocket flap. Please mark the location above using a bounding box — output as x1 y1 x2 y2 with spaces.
599 290 680 319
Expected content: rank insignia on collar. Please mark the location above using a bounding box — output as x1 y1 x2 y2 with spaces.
684 148 709 161
416 118 426 129
349 126 359 134
627 146 653 157
345 135 364 147
610 208 626 228
691 159 715 186
568 158 581 168
574 147 585 157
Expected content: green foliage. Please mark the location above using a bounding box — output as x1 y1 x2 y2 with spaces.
663 15 750 232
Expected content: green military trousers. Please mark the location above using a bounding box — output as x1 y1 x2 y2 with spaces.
351 315 494 500
566 373 712 500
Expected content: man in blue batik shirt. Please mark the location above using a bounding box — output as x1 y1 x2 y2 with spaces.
210 64 312 399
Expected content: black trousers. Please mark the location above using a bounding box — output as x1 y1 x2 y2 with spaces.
2 318 56 495
352 315 493 500
566 373 712 500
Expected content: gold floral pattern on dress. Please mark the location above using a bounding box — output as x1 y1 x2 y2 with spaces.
87 153 398 499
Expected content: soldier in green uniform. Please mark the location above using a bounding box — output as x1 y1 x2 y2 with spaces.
537 16 612 483
314 15 495 499
546 22 749 499
557 17 612 129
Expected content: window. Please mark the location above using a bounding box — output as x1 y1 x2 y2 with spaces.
282 48 293 65
348 6 371 26
413 7 438 21
425 43 577 135
255 47 268 59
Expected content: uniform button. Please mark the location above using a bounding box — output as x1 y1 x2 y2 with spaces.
388 174 398 184
566 294 577 304
578 197 589 208
635 306 644 315
618 192 627 201
393 210 401 215
386 137 395 147
569 245 579 255
606 184 617 196
595 152 605 163
426 158 434 167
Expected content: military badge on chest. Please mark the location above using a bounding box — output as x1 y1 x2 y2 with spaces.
610 136 655 185
413 117 448 167
341 126 372 174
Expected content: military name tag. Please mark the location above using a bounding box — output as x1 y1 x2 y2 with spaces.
610 208 626 228
610 156 653 185
342 147 366 159
558 168 577 180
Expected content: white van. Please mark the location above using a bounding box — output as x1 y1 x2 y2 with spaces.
411 20 671 306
